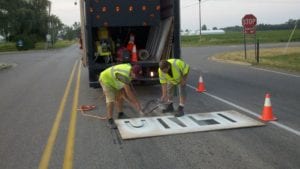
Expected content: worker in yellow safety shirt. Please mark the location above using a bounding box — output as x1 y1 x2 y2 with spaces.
99 63 143 129
158 59 190 117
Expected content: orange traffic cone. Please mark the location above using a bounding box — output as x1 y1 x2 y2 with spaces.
196 76 206 92
260 93 277 121
131 45 138 62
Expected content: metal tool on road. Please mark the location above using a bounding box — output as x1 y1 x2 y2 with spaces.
142 99 166 114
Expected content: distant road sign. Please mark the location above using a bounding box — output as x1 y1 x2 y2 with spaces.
242 14 257 34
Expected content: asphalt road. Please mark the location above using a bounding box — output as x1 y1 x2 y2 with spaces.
0 44 299 169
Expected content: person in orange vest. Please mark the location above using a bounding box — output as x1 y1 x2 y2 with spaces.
99 63 144 129
158 59 190 117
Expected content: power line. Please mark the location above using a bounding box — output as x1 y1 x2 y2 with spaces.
181 0 211 9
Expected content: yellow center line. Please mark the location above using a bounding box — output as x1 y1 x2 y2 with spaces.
63 62 82 169
38 60 78 169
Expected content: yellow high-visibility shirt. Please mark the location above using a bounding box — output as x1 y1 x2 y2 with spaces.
99 64 132 90
158 59 190 85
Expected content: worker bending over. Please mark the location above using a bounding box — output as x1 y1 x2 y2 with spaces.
99 63 143 129
158 59 190 117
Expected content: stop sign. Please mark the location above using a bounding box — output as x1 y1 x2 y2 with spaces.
242 14 257 34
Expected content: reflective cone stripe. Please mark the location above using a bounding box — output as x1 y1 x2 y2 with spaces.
131 45 138 62
260 93 277 121
197 76 206 92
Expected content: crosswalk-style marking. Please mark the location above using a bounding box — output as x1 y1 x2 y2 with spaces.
115 110 265 139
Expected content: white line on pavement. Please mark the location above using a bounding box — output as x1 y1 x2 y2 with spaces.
187 84 300 136
252 67 300 78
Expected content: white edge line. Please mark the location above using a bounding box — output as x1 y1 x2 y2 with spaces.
187 84 300 136
270 121 300 136
252 67 300 78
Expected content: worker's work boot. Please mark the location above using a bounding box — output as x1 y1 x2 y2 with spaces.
117 112 128 119
175 106 185 117
108 118 117 129
162 103 174 113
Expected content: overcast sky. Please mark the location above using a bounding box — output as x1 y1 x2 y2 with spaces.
50 0 300 30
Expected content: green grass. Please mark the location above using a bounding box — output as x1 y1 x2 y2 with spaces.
181 29 300 47
258 52 300 72
53 40 76 48
0 43 17 52
35 40 76 50
213 47 300 72
0 40 75 52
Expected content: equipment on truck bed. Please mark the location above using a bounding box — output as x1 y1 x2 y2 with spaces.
94 28 113 63
79 0 182 88
138 49 150 61
117 47 131 63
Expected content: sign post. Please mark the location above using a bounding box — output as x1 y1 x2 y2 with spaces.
242 14 257 60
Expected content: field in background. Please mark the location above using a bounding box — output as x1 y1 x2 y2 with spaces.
181 30 300 46
0 43 17 52
213 47 300 72
1 30 299 73
35 40 76 50
1 30 299 52
0 40 75 52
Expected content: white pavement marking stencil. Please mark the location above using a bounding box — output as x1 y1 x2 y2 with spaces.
115 110 265 139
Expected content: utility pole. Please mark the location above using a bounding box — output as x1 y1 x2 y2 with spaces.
48 1 53 47
199 0 202 40
48 1 51 18
45 1 52 49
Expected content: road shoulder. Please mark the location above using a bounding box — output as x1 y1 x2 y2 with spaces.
209 56 252 66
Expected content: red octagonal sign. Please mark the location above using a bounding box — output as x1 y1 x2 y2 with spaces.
242 14 257 34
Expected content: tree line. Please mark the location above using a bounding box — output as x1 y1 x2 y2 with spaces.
0 0 80 49
181 19 299 35
223 19 300 32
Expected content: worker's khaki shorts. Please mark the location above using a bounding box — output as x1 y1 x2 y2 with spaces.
100 81 121 103
167 83 187 99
